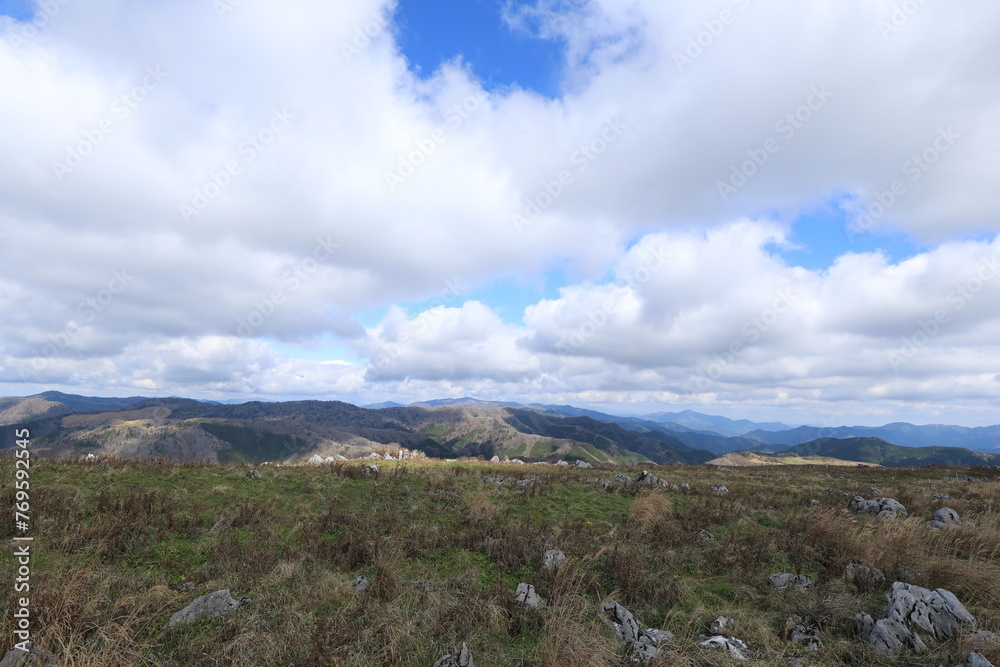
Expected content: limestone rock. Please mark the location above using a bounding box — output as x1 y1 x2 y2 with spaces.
163 589 247 630
845 561 886 590
363 464 379 478
602 601 671 665
0 643 59 667
712 485 729 496
173 581 195 592
516 477 539 488
697 529 714 542
514 583 545 608
574 460 593 469
856 613 927 655
555 459 569 466
784 615 823 651
433 642 474 667
334 454 348 461
541 549 566 571
698 635 749 660
769 573 813 589
934 507 960 524
886 582 975 642
710 616 734 634
244 469 260 479
848 496 908 518
955 652 995 667
351 575 369 595
307 454 324 463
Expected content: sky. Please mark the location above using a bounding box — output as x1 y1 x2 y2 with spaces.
1 0 999 427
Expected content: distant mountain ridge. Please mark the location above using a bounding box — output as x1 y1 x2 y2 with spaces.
1 392 998 462
783 437 1000 467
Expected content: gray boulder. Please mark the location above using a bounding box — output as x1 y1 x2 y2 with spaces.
613 473 633 484
785 615 823 651
541 549 566 571
634 470 669 488
769 573 813 589
697 529 714 542
555 459 569 466
698 635 749 660
574 460 593 469
848 495 908 518
244 469 260 479
0 643 59 667
351 575 369 595
602 601 672 665
857 613 927 654
514 583 545 608
433 642 474 667
933 507 960 524
334 454 348 461
955 653 995 667
363 464 379 478
886 582 975 641
845 561 886 589
163 589 247 629
710 616 734 634
711 484 729 496
516 477 539 488
307 454 324 463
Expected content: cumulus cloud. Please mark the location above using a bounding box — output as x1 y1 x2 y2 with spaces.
0 0 998 424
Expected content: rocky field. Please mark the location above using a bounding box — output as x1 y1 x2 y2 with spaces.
1 456 998 666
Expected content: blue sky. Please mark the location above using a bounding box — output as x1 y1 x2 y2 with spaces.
395 0 565 97
1 0 999 426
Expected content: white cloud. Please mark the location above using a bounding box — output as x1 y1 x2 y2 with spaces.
0 0 998 425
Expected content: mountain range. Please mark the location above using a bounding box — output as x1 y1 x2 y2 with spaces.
1 392 997 467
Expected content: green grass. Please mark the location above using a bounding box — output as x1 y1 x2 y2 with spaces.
0 458 998 666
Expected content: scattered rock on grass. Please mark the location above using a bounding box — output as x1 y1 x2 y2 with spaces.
351 575 369 595
845 561 886 590
433 642 474 667
848 495 908 519
856 613 927 655
307 454 323 463
711 485 729 496
514 583 545 608
927 507 961 529
162 589 248 630
697 529 714 542
784 615 823 651
952 652 995 667
698 635 749 660
575 460 593 469
244 469 260 480
362 464 379 478
173 581 195 592
602 601 673 665
541 549 566 571
710 616 734 634
0 642 59 667
769 573 813 589
886 582 975 641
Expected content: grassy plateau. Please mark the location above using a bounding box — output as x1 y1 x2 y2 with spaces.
1 456 998 666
